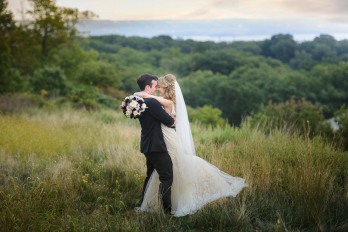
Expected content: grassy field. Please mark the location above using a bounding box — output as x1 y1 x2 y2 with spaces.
0 108 347 231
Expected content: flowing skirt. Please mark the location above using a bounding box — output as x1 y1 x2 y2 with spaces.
139 124 247 217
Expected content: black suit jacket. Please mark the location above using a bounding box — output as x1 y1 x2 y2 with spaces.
138 98 174 154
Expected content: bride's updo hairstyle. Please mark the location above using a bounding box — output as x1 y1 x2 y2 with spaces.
158 74 176 104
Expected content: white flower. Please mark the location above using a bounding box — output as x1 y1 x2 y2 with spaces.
129 100 138 108
126 110 132 116
133 111 138 116
141 103 147 109
121 101 125 107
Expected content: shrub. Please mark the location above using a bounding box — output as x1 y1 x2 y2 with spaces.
0 93 45 113
75 61 120 88
67 85 100 110
0 68 29 94
30 66 68 97
187 105 227 127
334 105 348 150
96 92 118 109
248 97 325 137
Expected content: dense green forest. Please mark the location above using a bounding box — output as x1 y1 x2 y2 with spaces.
1 0 347 148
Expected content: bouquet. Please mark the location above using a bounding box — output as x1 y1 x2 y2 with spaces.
121 95 147 119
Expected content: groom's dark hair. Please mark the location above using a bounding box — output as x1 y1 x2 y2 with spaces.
137 73 158 90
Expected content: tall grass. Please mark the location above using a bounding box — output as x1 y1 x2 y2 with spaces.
0 108 347 231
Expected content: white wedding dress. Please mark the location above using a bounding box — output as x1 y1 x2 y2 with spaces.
139 82 246 217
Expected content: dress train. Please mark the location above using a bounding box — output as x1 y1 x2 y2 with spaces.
139 124 246 217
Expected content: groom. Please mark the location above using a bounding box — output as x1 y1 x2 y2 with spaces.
136 73 175 214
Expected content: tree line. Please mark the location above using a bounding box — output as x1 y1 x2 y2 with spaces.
1 0 347 148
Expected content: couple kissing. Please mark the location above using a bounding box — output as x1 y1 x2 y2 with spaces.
133 73 246 217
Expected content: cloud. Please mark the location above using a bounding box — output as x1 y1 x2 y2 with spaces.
7 0 348 22
182 0 348 21
180 0 290 19
281 0 348 21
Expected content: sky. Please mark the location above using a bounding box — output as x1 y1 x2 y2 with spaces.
7 0 348 41
8 0 348 22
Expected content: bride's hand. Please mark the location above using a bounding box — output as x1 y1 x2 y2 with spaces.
141 93 151 98
133 92 142 97
133 92 151 98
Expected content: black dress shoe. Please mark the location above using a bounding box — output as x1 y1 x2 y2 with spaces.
164 207 172 215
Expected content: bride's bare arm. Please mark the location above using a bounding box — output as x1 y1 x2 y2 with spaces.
134 92 173 112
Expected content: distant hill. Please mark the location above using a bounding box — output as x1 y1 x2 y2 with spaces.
77 19 348 42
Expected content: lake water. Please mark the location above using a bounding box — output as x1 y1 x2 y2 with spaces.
77 19 348 42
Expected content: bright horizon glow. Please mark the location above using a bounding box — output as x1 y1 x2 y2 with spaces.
7 0 348 22
7 0 348 41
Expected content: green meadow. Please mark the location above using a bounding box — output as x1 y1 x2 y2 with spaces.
2 0 348 230
0 107 347 231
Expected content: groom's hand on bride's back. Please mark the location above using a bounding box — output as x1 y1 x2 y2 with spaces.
146 99 174 127
171 118 176 128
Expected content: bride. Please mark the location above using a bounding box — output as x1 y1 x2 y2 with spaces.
135 74 246 217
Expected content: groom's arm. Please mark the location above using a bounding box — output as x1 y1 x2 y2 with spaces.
147 99 174 127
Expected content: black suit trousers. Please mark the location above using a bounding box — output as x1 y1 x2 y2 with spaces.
141 151 173 212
